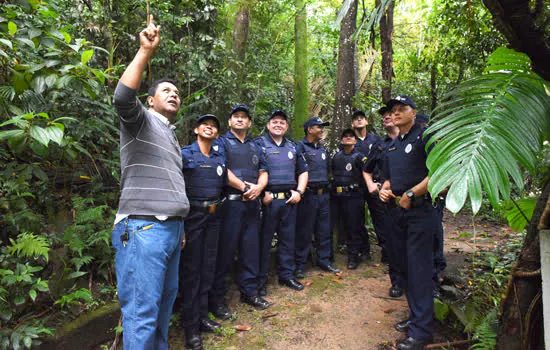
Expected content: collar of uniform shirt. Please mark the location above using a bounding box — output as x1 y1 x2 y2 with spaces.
302 137 320 148
227 130 252 143
190 140 220 156
149 109 177 130
398 123 420 141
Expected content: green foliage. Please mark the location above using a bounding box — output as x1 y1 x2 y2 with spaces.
7 232 50 262
427 47 550 214
54 288 93 309
471 309 498 349
433 298 449 321
0 321 53 350
498 197 537 232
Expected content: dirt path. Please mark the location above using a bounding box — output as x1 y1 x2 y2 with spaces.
168 211 510 349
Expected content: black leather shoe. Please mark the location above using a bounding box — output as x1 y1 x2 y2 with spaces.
295 269 305 279
397 336 431 350
185 333 202 350
318 263 341 273
389 285 403 298
347 255 360 270
433 287 442 300
394 319 411 332
241 294 270 309
258 284 267 297
210 304 232 320
199 318 221 333
279 278 304 291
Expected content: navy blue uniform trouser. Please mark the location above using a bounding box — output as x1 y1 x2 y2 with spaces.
296 192 332 269
386 201 438 340
210 199 261 303
433 200 446 286
331 193 364 256
259 199 297 285
179 207 221 333
366 193 387 251
360 193 370 255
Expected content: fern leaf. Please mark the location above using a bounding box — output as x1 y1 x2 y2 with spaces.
7 232 50 262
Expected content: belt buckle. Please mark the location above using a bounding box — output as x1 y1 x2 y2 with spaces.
274 193 284 200
208 203 217 213
317 189 323 195
336 186 343 193
395 196 401 206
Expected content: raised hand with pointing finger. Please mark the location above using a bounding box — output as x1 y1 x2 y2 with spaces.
140 15 161 52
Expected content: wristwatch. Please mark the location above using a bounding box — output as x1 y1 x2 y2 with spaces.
405 189 415 200
296 189 304 196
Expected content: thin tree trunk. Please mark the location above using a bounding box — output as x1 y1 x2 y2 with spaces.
230 3 250 103
496 178 549 350
293 0 308 137
379 0 394 104
430 63 437 111
333 0 358 141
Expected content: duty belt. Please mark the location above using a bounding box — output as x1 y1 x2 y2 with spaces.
271 191 291 200
189 198 225 213
334 184 361 194
306 185 329 195
227 194 251 201
391 193 431 208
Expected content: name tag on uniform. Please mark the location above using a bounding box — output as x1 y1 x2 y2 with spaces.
388 147 396 152
199 165 212 168
270 151 280 155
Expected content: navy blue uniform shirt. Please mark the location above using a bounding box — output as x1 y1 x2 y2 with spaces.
364 133 395 183
181 141 226 200
331 148 367 186
383 123 431 196
254 134 308 192
355 132 380 158
217 131 268 194
296 137 329 186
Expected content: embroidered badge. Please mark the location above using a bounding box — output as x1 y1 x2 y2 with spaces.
345 163 352 171
288 151 294 159
405 144 412 153
213 145 219 151
252 155 259 165
217 165 223 176
322 153 326 160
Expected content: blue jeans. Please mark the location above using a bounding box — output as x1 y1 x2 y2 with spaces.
112 217 184 350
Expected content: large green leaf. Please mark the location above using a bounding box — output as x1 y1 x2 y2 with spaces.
427 47 550 214
499 197 537 232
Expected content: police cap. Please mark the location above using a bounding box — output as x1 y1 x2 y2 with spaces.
304 116 330 131
416 113 429 125
230 104 251 119
340 128 356 139
270 108 288 120
352 109 366 120
387 95 417 110
196 114 220 129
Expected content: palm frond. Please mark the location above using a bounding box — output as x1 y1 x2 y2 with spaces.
426 47 550 214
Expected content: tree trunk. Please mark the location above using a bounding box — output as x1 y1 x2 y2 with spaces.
482 0 550 81
332 0 358 141
379 0 394 104
293 0 308 137
496 179 549 350
230 3 250 103
430 63 437 111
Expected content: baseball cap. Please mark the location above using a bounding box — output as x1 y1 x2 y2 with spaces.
196 114 220 129
340 128 356 139
352 110 366 119
304 116 330 130
378 106 391 115
230 104 251 119
387 95 417 110
416 113 429 125
270 108 288 120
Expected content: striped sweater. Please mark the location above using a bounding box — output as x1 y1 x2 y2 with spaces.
113 82 190 219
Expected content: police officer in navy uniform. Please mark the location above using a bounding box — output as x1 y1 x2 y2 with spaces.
209 105 270 320
363 106 401 297
379 96 438 350
295 117 341 277
255 109 308 294
416 113 446 298
180 114 226 350
351 110 381 259
331 129 368 269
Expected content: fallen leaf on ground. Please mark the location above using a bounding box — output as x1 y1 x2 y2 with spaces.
383 308 396 314
373 263 380 267
286 303 298 308
310 305 323 312
304 280 313 286
262 312 278 319
332 278 343 284
234 325 252 331
335 271 343 277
